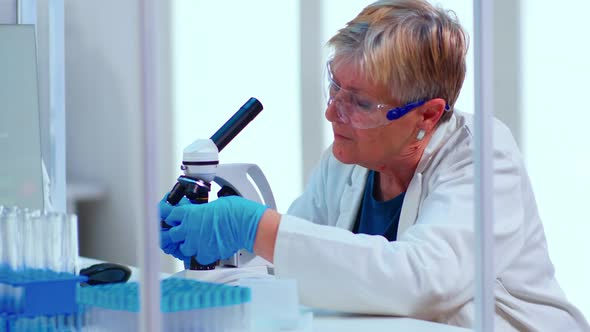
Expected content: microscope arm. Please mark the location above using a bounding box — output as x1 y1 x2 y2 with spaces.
214 163 277 210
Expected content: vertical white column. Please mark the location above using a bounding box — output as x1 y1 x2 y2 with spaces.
473 0 495 331
492 0 521 147
18 0 67 213
17 0 34 23
48 0 66 213
299 0 325 185
139 0 162 330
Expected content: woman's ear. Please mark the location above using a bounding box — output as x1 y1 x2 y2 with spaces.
419 98 446 130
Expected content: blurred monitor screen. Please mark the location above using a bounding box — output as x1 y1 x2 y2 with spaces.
0 25 44 210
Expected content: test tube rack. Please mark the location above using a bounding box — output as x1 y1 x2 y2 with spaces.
77 277 252 332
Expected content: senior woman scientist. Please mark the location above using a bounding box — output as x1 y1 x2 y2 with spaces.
159 0 589 330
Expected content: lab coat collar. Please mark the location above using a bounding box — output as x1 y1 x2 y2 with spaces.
416 112 459 173
335 166 368 230
398 112 460 234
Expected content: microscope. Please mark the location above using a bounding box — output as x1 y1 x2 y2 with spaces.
161 97 276 270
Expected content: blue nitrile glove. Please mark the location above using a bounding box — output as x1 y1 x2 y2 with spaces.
159 194 192 264
162 195 268 265
159 194 191 222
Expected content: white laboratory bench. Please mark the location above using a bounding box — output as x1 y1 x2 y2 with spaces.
79 257 470 332
312 313 469 331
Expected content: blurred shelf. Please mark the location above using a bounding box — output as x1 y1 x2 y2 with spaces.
66 181 106 214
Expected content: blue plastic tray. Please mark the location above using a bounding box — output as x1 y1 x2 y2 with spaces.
0 267 87 316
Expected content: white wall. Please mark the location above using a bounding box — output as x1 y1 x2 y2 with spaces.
65 0 144 266
0 0 16 23
521 0 590 318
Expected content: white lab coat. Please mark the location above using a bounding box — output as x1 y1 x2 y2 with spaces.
274 111 590 331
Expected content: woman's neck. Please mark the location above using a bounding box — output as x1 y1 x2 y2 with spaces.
372 138 429 201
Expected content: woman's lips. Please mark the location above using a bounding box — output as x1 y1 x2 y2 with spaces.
332 123 353 140
333 131 351 140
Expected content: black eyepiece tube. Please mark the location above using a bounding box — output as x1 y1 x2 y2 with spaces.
210 97 263 152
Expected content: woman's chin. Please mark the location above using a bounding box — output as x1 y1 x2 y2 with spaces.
332 144 356 164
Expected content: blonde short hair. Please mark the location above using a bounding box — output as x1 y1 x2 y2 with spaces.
327 0 468 121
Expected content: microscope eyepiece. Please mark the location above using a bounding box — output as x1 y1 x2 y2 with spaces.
210 97 263 152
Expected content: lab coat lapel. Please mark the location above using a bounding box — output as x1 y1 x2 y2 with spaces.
335 166 368 230
398 172 423 235
398 113 458 236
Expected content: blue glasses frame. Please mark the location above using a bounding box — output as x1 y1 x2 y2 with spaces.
386 100 427 121
386 101 451 121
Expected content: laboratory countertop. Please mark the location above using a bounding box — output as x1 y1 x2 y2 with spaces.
79 257 470 332
311 312 470 331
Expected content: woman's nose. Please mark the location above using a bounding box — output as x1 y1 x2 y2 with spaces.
325 98 345 123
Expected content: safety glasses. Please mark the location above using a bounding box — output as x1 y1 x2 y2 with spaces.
325 62 426 129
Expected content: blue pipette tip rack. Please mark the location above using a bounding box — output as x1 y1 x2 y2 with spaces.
0 266 87 316
77 277 251 312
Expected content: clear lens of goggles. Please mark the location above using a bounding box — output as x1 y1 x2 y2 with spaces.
324 63 428 129
324 70 392 129
328 98 389 129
